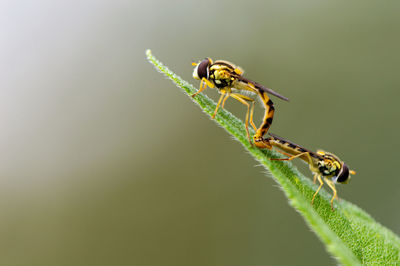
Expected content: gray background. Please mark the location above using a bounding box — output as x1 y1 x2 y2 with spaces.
2 0 400 265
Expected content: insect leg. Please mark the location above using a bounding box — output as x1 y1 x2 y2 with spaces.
243 82 258 130
270 151 310 161
229 93 255 145
221 92 231 109
271 148 296 158
249 101 257 131
325 179 337 211
312 175 324 205
212 90 227 119
231 92 258 131
191 78 214 98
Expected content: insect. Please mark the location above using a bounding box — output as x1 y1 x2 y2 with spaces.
264 133 356 210
192 58 289 146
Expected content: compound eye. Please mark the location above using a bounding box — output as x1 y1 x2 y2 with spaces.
336 163 350 183
196 58 210 80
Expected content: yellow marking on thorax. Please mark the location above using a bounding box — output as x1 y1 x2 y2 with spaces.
210 64 233 72
234 68 242 75
320 152 342 171
211 69 232 80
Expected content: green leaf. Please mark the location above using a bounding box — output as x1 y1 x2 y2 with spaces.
146 49 400 265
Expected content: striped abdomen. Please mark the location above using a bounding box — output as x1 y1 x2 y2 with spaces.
268 134 321 165
253 92 275 144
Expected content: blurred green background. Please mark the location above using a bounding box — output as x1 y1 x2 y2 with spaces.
2 1 400 265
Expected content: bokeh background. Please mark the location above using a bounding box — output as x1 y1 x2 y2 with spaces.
2 1 400 265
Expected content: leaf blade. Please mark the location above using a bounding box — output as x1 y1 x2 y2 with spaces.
146 49 400 265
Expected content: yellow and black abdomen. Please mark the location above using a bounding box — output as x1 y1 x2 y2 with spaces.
270 138 306 157
268 134 321 165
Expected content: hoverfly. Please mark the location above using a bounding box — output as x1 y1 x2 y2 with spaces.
264 133 356 210
192 58 289 146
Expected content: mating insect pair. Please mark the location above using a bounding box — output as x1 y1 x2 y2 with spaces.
192 57 355 210
192 58 288 148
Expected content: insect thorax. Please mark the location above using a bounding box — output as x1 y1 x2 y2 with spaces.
209 67 235 89
317 157 340 177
